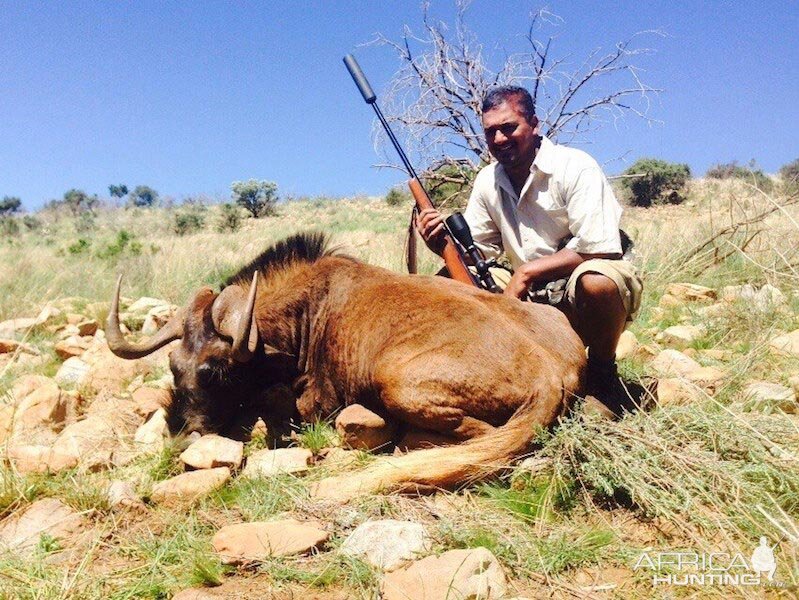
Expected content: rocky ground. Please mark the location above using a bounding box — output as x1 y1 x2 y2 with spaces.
1 278 798 599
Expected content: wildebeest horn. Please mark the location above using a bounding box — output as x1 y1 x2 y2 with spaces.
212 272 260 363
106 274 184 359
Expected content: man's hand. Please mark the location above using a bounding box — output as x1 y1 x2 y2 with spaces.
415 207 447 256
503 264 537 299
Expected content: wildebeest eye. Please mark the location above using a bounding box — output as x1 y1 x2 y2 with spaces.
197 363 214 388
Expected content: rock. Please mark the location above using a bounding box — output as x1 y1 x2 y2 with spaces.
141 305 178 336
131 386 171 419
76 319 99 336
0 498 86 557
212 519 329 564
335 404 395 451
171 589 225 600
0 339 38 355
665 283 717 303
107 480 146 511
657 293 682 309
790 376 799 398
127 297 169 314
52 411 131 471
57 324 81 339
242 448 312 478
656 378 704 406
651 350 702 378
133 408 169 454
54 336 90 359
319 447 361 470
7 445 79 474
770 330 799 357
66 313 85 325
55 357 91 387
754 284 786 310
14 379 68 432
695 303 728 319
721 284 756 302
150 467 231 505
656 325 705 350
701 348 735 362
81 347 157 395
381 547 509 600
180 434 244 470
743 382 796 414
615 331 639 361
341 520 431 571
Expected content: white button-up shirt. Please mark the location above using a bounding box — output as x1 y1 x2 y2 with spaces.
463 136 622 270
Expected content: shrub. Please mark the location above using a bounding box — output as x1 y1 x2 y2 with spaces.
0 196 21 215
706 161 772 190
173 208 206 236
108 184 128 199
215 203 243 233
22 215 42 230
129 185 159 208
231 179 278 218
0 217 20 237
96 230 142 259
67 238 91 255
618 158 691 207
62 189 98 216
779 158 799 192
74 211 96 233
384 186 412 207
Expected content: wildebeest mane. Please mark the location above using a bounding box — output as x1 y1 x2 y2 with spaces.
223 231 339 289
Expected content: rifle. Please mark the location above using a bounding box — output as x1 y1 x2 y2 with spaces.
343 54 500 294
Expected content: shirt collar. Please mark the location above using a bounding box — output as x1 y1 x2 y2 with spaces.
531 135 555 176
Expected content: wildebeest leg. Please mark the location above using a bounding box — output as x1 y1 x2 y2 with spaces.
294 377 339 422
382 387 495 441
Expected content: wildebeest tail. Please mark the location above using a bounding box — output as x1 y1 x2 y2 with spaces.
310 385 570 501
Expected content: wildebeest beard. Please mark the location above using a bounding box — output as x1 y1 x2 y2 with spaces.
165 353 299 440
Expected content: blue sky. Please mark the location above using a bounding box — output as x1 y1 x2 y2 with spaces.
2 1 797 210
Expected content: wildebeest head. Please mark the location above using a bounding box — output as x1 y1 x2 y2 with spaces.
106 272 294 435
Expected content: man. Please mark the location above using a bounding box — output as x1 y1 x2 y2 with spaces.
416 86 647 412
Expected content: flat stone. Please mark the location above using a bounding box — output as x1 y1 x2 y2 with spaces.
107 480 146 511
131 386 171 419
76 320 99 336
341 520 431 571
212 519 329 564
54 336 90 359
770 330 799 357
665 282 717 302
615 331 639 361
133 408 169 455
789 376 799 398
7 445 79 474
55 357 91 387
743 382 796 414
0 498 86 557
656 378 704 406
150 467 231 505
650 350 702 378
52 411 130 471
721 284 757 302
242 448 312 478
14 380 68 432
656 325 705 350
754 284 786 310
381 547 509 600
0 339 38 355
141 305 178 335
658 293 682 309
127 297 169 314
180 434 244 470
335 404 395 451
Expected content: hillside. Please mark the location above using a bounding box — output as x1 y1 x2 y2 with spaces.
1 178 798 599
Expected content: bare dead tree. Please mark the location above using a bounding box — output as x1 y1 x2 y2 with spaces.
369 1 663 203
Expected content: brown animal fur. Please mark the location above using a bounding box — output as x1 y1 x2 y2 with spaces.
113 232 586 501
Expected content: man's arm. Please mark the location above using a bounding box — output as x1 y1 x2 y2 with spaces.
503 248 620 299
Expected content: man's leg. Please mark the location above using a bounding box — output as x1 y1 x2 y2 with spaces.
573 273 627 362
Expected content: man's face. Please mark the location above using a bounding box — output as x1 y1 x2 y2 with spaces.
482 98 540 170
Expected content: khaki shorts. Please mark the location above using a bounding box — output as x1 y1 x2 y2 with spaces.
486 259 643 322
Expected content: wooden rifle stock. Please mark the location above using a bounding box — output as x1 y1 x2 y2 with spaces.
407 178 477 287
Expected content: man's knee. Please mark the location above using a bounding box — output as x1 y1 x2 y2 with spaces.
575 273 622 307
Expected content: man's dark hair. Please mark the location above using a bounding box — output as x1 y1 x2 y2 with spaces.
482 86 536 123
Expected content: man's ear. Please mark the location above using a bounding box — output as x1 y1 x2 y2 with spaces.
531 115 540 135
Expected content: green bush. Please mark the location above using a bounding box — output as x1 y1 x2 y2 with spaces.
422 163 477 209
129 185 159 208
74 211 96 233
231 179 278 218
0 217 20 237
619 158 691 207
173 209 206 236
706 161 772 191
96 230 142 259
384 186 412 207
22 215 42 230
215 203 243 233
779 158 799 192
67 238 91 254
0 196 22 215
